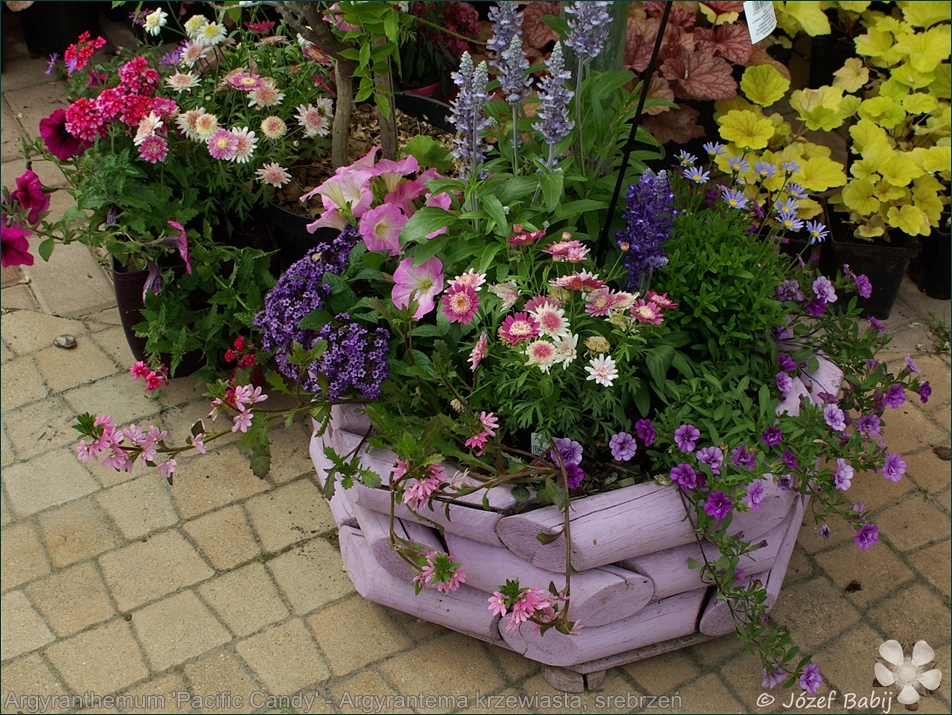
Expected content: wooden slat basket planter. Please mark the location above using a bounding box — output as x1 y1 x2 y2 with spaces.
309 360 843 692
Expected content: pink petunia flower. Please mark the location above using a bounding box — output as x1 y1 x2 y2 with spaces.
1 220 34 268
392 256 444 319
9 170 50 225
359 203 406 256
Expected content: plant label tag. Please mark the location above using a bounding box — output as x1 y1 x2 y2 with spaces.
530 432 546 456
744 1 777 45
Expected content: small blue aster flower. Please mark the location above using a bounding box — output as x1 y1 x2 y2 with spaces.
703 141 726 157
726 155 749 174
754 161 778 179
683 166 710 184
776 207 804 232
45 53 59 75
784 181 807 199
678 150 698 167
774 198 799 214
782 160 800 175
806 220 829 244
721 188 749 210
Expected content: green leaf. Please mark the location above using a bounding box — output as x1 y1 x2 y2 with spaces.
539 171 564 212
481 194 508 234
38 238 55 262
402 207 454 244
536 530 563 545
540 13 570 39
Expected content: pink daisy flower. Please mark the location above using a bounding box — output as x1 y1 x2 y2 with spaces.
507 224 545 245
543 239 589 262
585 287 619 317
498 312 540 345
207 128 239 160
255 162 291 188
528 300 569 338
553 333 578 366
525 339 558 372
137 135 168 163
166 71 199 91
295 102 331 137
585 354 619 387
178 39 210 67
489 281 520 311
647 291 678 310
550 271 606 292
231 127 257 163
631 299 664 325
249 80 285 109
469 333 488 371
448 269 487 292
227 72 264 91
441 284 480 324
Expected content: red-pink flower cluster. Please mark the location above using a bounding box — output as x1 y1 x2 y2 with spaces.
63 31 106 75
129 360 167 391
489 587 556 632
75 415 172 476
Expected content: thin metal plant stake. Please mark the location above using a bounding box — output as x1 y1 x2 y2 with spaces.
597 1 672 255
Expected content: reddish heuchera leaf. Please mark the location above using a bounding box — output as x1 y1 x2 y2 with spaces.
661 48 737 100
695 23 752 66
645 1 697 27
701 2 746 19
644 76 675 115
522 2 561 52
625 19 659 73
748 42 792 81
643 105 706 145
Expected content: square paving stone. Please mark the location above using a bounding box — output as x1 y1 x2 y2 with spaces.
668 673 745 714
95 474 179 540
908 540 951 598
170 448 269 521
845 467 915 513
25 562 114 637
622 647 698 696
0 311 85 355
88 326 136 369
327 670 408 715
876 495 951 552
813 624 892 698
2 396 83 460
131 591 231 672
904 448 952 494
1 356 48 410
0 653 69 713
184 649 263 714
98 529 214 612
0 590 55 660
266 538 354 616
34 340 118 393
235 619 330 695
119 672 190 714
868 583 952 648
306 596 411 676
44 619 148 696
245 480 335 554
197 563 289 638
1 522 49 592
63 373 163 430
2 448 99 517
265 423 315 485
37 497 121 568
769 578 862 651
22 238 115 319
813 540 916 607
182 505 260 571
880 402 950 454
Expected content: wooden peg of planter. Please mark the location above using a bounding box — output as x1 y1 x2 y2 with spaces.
540 665 606 693
499 588 707 668
349 501 443 582
444 534 655 628
338 525 506 645
698 496 805 636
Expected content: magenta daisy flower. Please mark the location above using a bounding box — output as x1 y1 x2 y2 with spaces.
498 312 540 345
206 128 238 160
137 135 168 163
441 284 480 324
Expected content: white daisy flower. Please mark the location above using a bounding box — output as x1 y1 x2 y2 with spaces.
179 39 211 68
183 15 209 39
231 127 257 164
255 162 291 188
585 354 618 387
166 71 200 92
197 22 227 47
133 112 163 145
143 8 168 36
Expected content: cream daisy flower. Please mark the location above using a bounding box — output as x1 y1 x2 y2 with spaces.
183 14 209 38
193 112 220 139
143 8 168 36
166 71 200 92
231 127 257 163
259 115 287 140
197 22 227 47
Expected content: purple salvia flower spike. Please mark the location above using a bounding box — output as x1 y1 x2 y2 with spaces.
532 41 575 167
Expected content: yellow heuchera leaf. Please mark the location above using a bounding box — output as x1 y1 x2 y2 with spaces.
878 77 914 101
894 28 952 73
888 62 936 89
872 181 907 203
921 105 951 137
849 159 880 180
837 95 862 119
842 178 881 215
714 95 755 119
740 65 790 107
879 154 924 186
856 217 886 239
929 63 951 99
839 1 871 12
902 93 938 114
718 110 775 149
791 87 845 131
859 143 894 168
900 1 952 27
858 96 906 129
796 196 823 220
887 204 930 235
780 2 831 36
698 3 739 25
832 58 870 93
854 28 894 60
795 155 847 192
911 175 944 225
913 145 952 174
849 118 889 152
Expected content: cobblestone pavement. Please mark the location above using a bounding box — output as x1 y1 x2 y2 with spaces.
2 10 950 715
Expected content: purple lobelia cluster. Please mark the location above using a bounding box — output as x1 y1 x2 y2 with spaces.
449 52 491 180
615 169 679 292
254 226 390 400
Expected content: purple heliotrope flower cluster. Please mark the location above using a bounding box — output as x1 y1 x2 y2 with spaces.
255 226 390 400
532 42 575 150
564 1 612 60
616 169 677 291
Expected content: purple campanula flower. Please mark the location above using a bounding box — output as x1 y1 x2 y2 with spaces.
777 474 793 490
745 480 765 511
697 446 724 474
674 424 701 453
805 296 827 316
762 427 783 447
730 445 756 470
819 523 831 539
799 663 823 694
812 276 837 303
670 464 697 489
853 273 872 299
919 381 932 403
903 356 920 375
855 414 881 437
854 523 878 550
776 372 793 395
882 452 906 482
733 568 747 586
824 405 847 432
609 432 637 461
816 391 840 405
635 419 656 446
834 458 853 490
564 1 612 60
704 491 733 520
883 384 905 408
778 354 797 372
762 667 787 689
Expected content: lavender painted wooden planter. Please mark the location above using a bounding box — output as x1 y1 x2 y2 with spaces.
310 360 843 692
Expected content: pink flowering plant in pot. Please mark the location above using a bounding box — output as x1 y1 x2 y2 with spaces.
68 2 930 694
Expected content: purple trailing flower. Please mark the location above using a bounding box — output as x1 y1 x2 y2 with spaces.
853 501 866 515
669 464 697 489
745 480 765 511
551 437 583 466
775 278 804 302
449 52 491 179
813 276 838 303
616 169 678 291
782 449 798 471
762 427 783 447
777 474 793 490
919 381 932 403
762 667 787 689
799 663 823 694
704 491 733 520
854 523 878 550
532 42 575 157
869 316 887 332
882 452 906 482
834 458 853 490
777 354 797 372
674 424 700 452
634 419 655 447
697 446 723 474
883 384 905 408
730 445 756 470
819 523 831 539
776 372 793 395
609 432 637 461
563 1 612 60
823 405 847 432
903 355 920 374
853 273 872 299
856 414 881 436
565 463 585 490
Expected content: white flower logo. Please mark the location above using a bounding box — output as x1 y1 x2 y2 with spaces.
874 640 942 705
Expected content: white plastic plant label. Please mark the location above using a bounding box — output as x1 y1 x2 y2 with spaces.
530 432 546 456
744 1 777 44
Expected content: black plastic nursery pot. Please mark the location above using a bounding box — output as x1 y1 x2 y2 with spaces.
808 35 857 89
19 1 101 57
819 234 915 321
266 202 341 269
907 223 951 301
